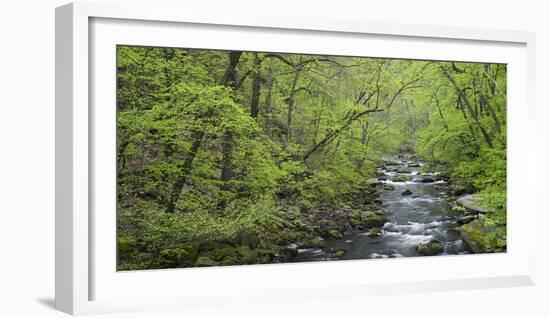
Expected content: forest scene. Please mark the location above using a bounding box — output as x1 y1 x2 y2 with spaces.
116 45 507 270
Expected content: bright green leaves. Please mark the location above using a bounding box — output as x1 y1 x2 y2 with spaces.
116 45 508 269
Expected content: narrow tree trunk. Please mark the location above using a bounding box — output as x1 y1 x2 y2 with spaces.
361 120 368 145
286 69 301 143
480 92 502 136
220 132 234 183
263 77 274 136
221 51 242 87
219 51 242 192
166 130 204 213
250 53 261 119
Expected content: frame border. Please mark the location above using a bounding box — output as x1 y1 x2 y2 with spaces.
55 1 537 315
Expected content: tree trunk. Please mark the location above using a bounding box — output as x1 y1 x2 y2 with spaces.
166 130 204 213
443 68 493 148
220 132 234 183
250 53 261 119
221 51 242 88
361 120 368 145
286 68 301 143
219 51 242 191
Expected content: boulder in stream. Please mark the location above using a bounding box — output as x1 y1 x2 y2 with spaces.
304 237 326 248
417 176 435 183
416 240 444 256
349 210 388 229
368 227 381 237
401 189 413 196
329 247 346 258
285 243 299 256
393 175 412 182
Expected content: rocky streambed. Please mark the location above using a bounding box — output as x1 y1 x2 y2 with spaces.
291 154 493 263
188 154 495 268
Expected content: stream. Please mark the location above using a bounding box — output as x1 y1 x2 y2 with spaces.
292 155 467 262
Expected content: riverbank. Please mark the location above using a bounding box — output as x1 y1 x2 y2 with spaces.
137 152 505 268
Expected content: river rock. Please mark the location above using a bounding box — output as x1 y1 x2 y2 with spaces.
327 229 343 239
304 237 326 248
382 184 395 191
402 189 413 196
457 214 477 224
384 161 401 166
368 227 381 237
393 175 412 182
349 210 388 229
417 176 435 183
285 243 299 256
334 249 346 258
456 194 492 214
460 219 498 253
451 184 475 196
416 240 444 256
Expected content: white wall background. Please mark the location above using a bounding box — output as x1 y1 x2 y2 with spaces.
0 0 547 317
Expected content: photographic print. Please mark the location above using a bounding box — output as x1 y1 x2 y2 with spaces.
116 46 507 270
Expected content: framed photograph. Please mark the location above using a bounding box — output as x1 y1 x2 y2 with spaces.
56 1 537 315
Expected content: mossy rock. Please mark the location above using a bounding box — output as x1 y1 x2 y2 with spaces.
456 194 493 214
236 245 257 263
416 241 443 256
366 178 381 185
220 256 239 266
195 256 218 267
368 227 380 237
401 189 413 196
334 249 346 258
327 229 343 239
350 211 388 229
457 214 477 224
382 184 395 191
393 175 412 182
304 237 326 248
460 219 500 253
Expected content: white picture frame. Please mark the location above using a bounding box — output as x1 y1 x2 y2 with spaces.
55 1 537 315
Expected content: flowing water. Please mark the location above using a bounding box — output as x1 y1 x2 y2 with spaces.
293 155 466 262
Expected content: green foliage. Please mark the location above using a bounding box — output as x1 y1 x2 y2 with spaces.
414 62 507 250
116 46 507 269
